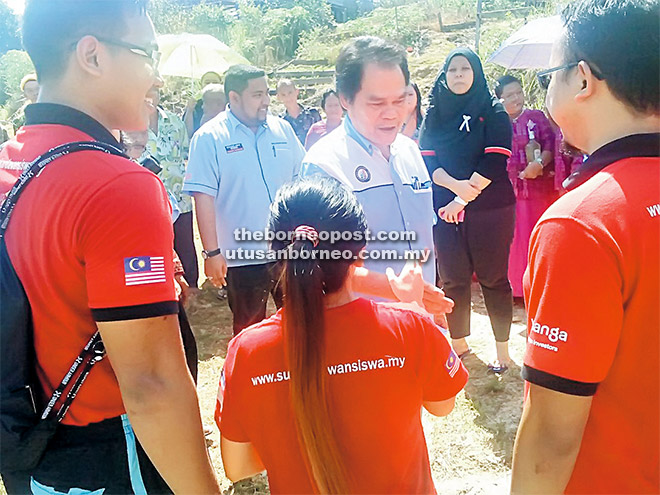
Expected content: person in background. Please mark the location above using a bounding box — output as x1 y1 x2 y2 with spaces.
510 0 659 492
183 70 222 136
217 178 468 494
420 47 515 373
20 74 40 104
495 74 556 299
551 121 584 190
304 89 343 150
301 36 452 322
183 64 306 335
401 82 423 142
199 83 226 129
10 74 40 132
121 130 199 381
146 84 199 291
276 78 321 144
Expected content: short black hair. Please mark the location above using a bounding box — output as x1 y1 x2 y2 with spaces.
22 0 148 82
335 36 410 102
561 0 659 114
494 75 521 98
224 64 266 98
320 89 338 110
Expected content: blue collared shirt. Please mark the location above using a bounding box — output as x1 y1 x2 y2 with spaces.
301 117 436 283
183 110 305 267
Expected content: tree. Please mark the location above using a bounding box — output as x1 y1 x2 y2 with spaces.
0 0 21 55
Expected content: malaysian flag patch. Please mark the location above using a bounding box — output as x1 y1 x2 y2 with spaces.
445 350 460 378
124 256 166 286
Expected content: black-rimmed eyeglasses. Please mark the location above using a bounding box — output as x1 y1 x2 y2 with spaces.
536 63 578 90
95 37 161 69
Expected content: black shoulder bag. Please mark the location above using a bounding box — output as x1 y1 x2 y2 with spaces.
0 141 126 474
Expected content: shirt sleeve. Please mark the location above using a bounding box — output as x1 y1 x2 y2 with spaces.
217 336 250 442
418 315 469 401
523 217 623 396
182 130 220 196
80 171 178 321
475 107 512 181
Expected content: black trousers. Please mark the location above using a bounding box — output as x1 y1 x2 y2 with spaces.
434 204 515 342
173 211 199 289
226 262 283 335
1 306 197 495
2 416 172 495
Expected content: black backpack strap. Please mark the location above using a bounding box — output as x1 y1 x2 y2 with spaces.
0 141 126 237
1 140 126 422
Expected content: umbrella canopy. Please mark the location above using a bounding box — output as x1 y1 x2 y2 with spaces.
157 33 250 79
487 16 564 69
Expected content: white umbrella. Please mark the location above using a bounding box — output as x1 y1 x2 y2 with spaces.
487 16 564 69
157 33 250 79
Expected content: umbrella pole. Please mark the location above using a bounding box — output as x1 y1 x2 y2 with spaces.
190 44 195 96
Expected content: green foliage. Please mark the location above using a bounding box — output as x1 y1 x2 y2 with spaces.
0 0 21 55
297 3 432 63
151 0 235 43
0 50 34 108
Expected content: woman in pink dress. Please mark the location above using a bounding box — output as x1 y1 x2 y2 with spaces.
495 75 557 298
552 123 585 191
304 89 343 150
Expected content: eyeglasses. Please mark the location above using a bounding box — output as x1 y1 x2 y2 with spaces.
536 63 578 90
95 37 161 69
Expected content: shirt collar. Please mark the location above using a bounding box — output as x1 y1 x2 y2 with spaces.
344 116 374 156
564 133 660 191
285 104 305 118
24 103 120 146
226 108 268 133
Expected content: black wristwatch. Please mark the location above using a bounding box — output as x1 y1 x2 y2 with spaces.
202 248 222 260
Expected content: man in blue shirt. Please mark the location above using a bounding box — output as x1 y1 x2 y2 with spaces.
184 65 305 335
301 37 440 308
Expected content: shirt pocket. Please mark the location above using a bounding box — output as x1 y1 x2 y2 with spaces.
270 141 290 159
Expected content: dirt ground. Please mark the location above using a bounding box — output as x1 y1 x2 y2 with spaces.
190 280 528 495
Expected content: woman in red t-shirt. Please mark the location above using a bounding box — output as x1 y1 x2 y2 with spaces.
217 178 469 494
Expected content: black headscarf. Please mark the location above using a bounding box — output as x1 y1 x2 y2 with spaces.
419 47 501 151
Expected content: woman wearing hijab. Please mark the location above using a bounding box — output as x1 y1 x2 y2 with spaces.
419 47 515 372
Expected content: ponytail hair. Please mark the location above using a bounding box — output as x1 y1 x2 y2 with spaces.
268 178 367 493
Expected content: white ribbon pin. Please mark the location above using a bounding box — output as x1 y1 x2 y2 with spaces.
459 114 472 133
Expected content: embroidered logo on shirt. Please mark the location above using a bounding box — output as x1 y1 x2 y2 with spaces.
225 143 244 154
445 350 460 378
355 165 371 183
124 256 166 286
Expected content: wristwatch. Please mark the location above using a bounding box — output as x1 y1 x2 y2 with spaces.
202 248 222 260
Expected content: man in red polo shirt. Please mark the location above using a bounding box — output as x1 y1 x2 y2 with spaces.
510 0 659 493
0 1 220 493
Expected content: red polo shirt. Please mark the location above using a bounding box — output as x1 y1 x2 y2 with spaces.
1 103 178 426
216 298 468 494
523 133 660 494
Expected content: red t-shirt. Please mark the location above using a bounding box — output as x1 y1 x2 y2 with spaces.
216 298 468 494
523 134 660 494
2 104 178 426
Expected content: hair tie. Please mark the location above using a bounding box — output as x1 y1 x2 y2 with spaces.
293 225 319 248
